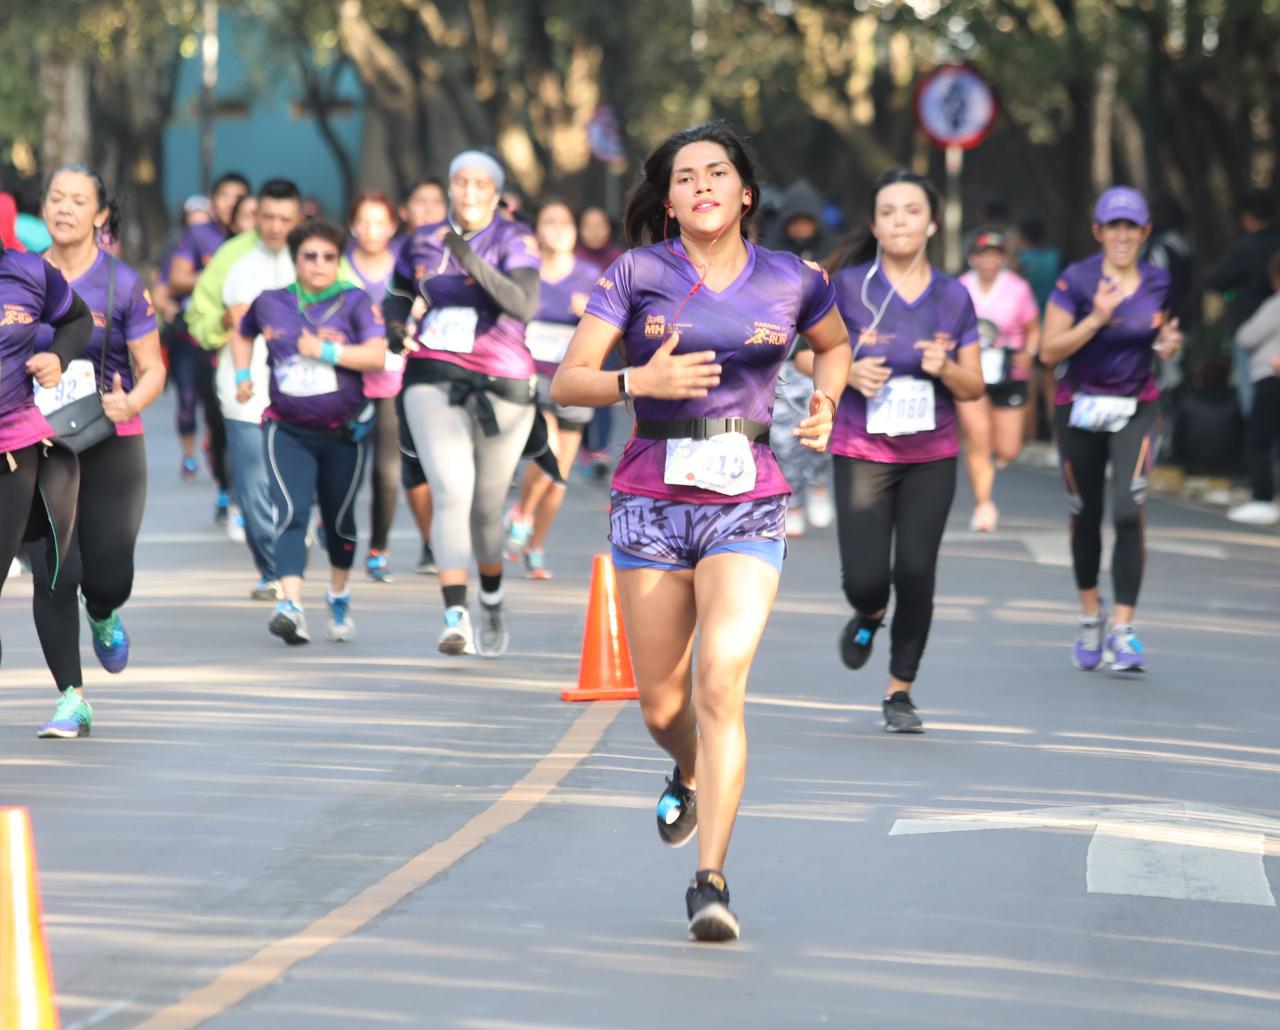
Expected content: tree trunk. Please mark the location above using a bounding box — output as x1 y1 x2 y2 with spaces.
39 57 90 170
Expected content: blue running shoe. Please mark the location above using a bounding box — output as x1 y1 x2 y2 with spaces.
326 592 356 642
839 611 882 670
181 456 198 482
269 601 310 645
1104 624 1146 673
1072 602 1106 672
88 610 129 673
37 690 93 739
215 489 230 526
656 764 697 847
365 551 393 583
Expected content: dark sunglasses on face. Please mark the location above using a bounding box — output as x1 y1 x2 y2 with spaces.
299 250 339 263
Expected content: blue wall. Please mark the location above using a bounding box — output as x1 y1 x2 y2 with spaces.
164 13 364 219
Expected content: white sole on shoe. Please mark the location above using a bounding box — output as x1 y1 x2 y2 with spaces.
688 904 740 942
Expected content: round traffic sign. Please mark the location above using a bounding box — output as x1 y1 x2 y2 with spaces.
914 65 998 150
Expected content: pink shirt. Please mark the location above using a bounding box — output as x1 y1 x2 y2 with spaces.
959 269 1039 381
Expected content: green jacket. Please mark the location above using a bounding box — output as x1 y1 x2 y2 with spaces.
187 229 260 351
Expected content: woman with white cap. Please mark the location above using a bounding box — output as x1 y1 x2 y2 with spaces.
383 150 540 657
1041 186 1182 674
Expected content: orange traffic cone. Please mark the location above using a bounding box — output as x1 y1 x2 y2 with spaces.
562 553 638 702
1 807 59 1028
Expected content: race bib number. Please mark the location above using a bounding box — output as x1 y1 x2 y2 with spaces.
866 377 936 437
1069 393 1136 433
525 320 575 365
980 347 1009 385
383 350 406 374
663 432 757 496
418 306 479 354
275 356 338 398
34 359 96 415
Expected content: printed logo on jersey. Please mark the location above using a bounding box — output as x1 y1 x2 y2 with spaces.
596 276 614 291
644 314 667 338
91 310 109 330
520 235 539 256
0 304 35 327
744 321 790 347
415 263 429 280
802 258 830 285
142 289 155 318
932 331 957 350
857 327 887 347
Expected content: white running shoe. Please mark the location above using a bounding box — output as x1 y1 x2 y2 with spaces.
227 505 246 543
785 507 806 538
438 606 476 656
1227 500 1280 526
806 484 834 529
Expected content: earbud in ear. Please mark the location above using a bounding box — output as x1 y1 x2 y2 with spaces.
927 224 937 238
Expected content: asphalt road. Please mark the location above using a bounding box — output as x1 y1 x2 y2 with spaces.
3 393 1278 1029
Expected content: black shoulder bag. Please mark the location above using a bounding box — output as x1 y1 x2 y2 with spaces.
46 255 118 453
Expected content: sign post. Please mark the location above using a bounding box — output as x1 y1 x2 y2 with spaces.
913 65 998 272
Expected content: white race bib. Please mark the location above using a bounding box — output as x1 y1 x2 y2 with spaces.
418 306 479 354
34 359 97 415
663 432 758 496
383 350 406 374
1068 393 1136 433
866 377 937 437
980 347 1009 385
275 356 338 398
525 320 575 365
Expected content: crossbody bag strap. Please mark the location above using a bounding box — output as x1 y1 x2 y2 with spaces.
99 254 117 394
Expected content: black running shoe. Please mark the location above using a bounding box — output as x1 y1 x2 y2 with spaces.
415 542 438 576
685 870 740 942
882 690 923 733
839 612 882 670
656 765 697 848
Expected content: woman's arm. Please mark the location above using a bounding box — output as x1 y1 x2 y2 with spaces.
116 330 166 418
443 232 540 321
935 342 985 401
297 330 387 372
794 306 852 451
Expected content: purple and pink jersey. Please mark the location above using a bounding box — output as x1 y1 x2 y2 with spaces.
531 257 599 378
0 249 74 453
1048 253 1170 405
586 239 835 503
34 252 157 437
830 263 980 464
346 255 401 399
170 222 230 276
394 217 541 379
240 286 382 429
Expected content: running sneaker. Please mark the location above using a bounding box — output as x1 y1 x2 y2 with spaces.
88 610 129 673
326 592 355 642
839 612 882 670
806 484 834 529
214 490 230 526
685 870 740 942
251 578 284 601
269 601 310 646
438 605 475 656
1227 499 1280 526
784 507 806 538
503 513 533 560
969 501 999 533
523 548 552 580
1104 624 1146 673
227 505 246 543
37 690 93 739
1072 604 1106 671
181 456 198 482
656 765 697 848
366 551 393 583
415 542 438 576
882 691 924 733
476 600 509 658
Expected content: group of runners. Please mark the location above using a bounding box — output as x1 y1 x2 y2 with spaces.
1 121 1189 943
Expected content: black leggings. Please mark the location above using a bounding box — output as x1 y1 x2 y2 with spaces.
1 443 79 676
833 456 956 683
1055 402 1155 608
1246 376 1280 502
368 395 400 552
28 434 147 688
196 349 229 491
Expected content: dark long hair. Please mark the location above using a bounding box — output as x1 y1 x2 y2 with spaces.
46 162 122 243
623 121 761 246
826 169 942 272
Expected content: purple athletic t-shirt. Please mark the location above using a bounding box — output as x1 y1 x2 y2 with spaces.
829 263 979 464
347 256 401 400
1049 253 1170 405
240 286 382 429
0 249 74 453
531 257 599 378
170 222 230 274
34 252 156 437
586 240 836 503
395 217 541 379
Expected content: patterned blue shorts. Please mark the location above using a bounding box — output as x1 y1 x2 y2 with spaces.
609 490 787 573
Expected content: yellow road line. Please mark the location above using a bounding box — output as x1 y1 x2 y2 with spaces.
136 702 624 1029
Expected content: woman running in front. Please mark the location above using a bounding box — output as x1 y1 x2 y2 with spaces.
27 164 166 737
552 122 851 941
957 228 1041 531
345 192 405 583
828 170 984 734
503 198 600 579
383 150 541 658
1041 187 1181 673
231 217 387 645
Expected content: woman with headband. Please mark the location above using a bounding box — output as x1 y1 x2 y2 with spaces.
383 150 541 658
827 169 984 734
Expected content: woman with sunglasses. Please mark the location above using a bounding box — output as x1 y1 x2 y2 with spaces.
231 218 387 645
383 150 541 658
1041 187 1181 674
552 121 850 941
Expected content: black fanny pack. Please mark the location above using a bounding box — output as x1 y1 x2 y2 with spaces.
635 417 771 445
404 357 534 437
45 256 118 454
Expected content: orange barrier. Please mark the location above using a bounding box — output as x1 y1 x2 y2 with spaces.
1 806 59 1028
562 554 638 702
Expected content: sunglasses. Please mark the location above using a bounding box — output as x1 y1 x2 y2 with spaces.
298 250 339 264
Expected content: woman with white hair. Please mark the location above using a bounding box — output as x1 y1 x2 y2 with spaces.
383 150 541 657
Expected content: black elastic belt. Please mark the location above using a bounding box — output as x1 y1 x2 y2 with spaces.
636 417 771 444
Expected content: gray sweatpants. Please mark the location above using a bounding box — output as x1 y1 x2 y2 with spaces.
401 382 535 571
